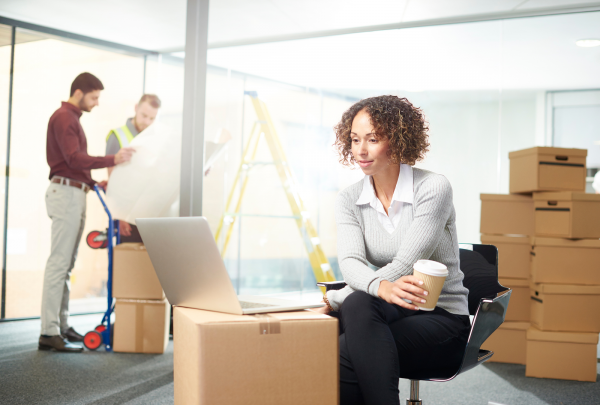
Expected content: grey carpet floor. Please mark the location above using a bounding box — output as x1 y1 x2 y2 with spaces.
0 314 598 405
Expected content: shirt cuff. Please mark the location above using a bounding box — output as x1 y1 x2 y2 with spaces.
325 290 340 311
368 277 382 298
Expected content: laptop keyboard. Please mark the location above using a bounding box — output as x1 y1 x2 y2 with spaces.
239 301 279 309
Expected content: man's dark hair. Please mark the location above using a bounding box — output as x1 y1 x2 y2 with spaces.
70 72 104 97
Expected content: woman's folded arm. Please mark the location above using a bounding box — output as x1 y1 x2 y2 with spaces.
368 175 453 294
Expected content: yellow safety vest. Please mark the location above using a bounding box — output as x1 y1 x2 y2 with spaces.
106 125 135 148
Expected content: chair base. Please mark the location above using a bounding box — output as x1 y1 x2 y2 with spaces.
407 380 422 405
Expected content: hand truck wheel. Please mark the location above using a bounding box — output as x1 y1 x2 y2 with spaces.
83 331 103 350
95 324 106 333
86 230 108 249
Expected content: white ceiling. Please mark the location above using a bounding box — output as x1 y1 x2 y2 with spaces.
1 1 599 92
207 11 600 92
1 0 600 51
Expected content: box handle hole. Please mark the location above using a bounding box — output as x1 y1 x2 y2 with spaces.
547 201 558 206
555 155 568 161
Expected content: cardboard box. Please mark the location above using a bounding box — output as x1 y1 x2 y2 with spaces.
113 299 170 354
113 243 165 300
174 307 338 405
509 147 587 194
480 194 534 236
526 326 598 382
481 235 531 279
531 237 600 285
530 283 600 333
533 192 600 239
499 278 530 322
481 321 529 364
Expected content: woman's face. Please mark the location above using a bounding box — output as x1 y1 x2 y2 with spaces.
350 109 390 176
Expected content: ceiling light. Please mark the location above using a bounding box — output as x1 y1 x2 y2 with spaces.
576 39 600 48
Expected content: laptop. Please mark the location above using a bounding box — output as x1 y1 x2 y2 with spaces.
136 216 325 315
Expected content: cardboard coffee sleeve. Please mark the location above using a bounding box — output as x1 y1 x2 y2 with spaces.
412 260 448 311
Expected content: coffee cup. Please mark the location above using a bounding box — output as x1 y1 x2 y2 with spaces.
412 260 448 311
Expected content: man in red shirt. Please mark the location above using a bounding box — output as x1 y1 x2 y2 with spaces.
40 72 134 352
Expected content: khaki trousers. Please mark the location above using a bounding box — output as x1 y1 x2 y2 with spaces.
40 182 86 336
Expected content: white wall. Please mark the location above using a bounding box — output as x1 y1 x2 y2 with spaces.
410 91 538 243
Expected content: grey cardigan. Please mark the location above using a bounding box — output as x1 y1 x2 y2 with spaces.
327 167 469 315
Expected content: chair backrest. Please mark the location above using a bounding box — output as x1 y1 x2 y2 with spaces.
459 245 506 315
428 244 511 381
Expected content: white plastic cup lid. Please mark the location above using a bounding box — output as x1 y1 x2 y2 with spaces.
414 259 448 277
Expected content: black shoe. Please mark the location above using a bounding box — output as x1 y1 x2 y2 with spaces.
62 327 84 342
39 335 83 352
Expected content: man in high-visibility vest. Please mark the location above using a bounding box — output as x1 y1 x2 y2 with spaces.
106 94 161 242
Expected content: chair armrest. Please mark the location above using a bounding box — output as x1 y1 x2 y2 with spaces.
317 281 347 292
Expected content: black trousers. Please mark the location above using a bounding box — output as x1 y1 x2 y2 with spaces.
337 291 470 405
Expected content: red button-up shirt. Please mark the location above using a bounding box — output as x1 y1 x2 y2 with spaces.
47 102 114 187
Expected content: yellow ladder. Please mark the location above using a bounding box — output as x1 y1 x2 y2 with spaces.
215 91 336 284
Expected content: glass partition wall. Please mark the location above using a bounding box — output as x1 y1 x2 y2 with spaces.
203 11 600 296
1 10 599 318
0 22 184 319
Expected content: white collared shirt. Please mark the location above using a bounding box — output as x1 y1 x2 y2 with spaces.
355 164 414 234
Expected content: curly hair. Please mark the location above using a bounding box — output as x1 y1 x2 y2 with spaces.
334 95 430 167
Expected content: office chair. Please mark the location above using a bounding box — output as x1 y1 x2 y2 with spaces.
318 244 511 405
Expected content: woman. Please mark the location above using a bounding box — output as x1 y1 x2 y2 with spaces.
316 95 470 405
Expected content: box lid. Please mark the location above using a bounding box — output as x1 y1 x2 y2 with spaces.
481 235 531 245
533 237 600 249
499 278 530 287
531 283 600 295
527 325 599 344
533 191 600 202
117 298 168 305
498 321 530 331
480 193 533 202
508 147 587 159
114 242 146 251
176 306 334 326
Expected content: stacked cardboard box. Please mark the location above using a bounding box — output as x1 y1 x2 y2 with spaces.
173 307 339 404
479 194 533 364
527 191 600 382
112 243 170 354
482 147 599 382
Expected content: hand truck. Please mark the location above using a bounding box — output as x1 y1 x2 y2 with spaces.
83 184 120 351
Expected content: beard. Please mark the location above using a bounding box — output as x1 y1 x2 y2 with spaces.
78 97 92 112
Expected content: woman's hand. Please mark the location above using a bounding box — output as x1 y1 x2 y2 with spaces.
377 276 428 310
309 301 332 315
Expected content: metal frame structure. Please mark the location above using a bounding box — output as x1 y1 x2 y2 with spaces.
179 0 209 218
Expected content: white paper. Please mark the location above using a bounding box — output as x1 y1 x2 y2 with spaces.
106 126 230 223
106 123 181 224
